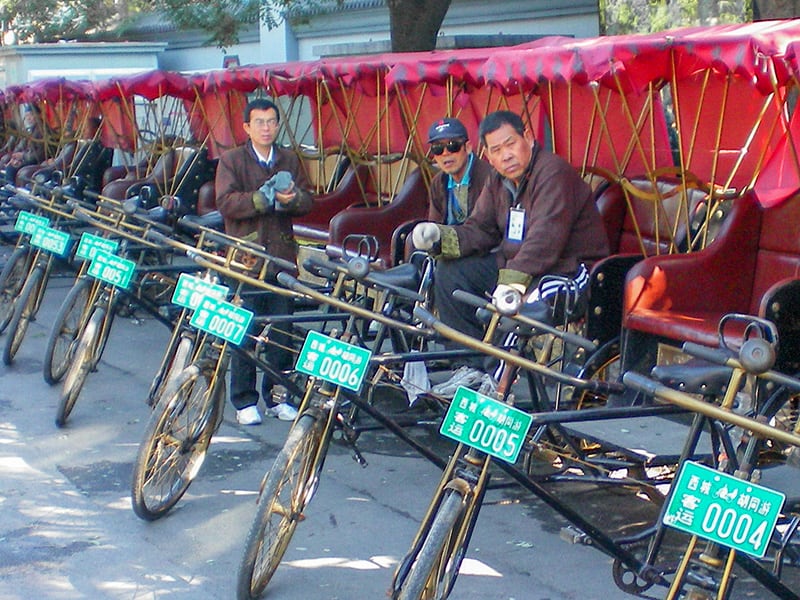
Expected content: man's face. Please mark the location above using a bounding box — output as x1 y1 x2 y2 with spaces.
244 108 279 151
430 138 471 178
22 112 36 131
483 123 534 184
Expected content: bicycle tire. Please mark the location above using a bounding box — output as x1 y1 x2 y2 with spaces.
55 307 104 428
43 277 92 385
395 488 467 600
0 247 29 333
130 362 222 520
2 264 44 364
237 413 326 600
570 337 621 409
90 292 117 371
146 334 193 408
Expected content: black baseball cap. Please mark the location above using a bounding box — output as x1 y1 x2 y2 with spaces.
427 118 468 143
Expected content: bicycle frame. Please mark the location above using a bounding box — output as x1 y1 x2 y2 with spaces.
624 335 800 600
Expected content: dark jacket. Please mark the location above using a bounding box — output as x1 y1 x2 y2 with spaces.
442 142 608 285
428 155 493 224
215 142 313 264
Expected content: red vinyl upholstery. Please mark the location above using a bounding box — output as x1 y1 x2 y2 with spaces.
621 190 800 371
327 168 429 268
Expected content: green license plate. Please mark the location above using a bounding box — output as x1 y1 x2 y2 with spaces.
14 210 50 235
663 460 785 558
171 273 229 310
189 295 253 346
87 249 136 289
440 387 533 464
76 232 119 261
295 330 372 392
30 225 70 257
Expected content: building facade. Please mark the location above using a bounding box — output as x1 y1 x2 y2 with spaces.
0 0 599 84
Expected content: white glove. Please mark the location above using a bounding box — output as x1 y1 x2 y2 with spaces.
492 283 526 314
411 222 441 251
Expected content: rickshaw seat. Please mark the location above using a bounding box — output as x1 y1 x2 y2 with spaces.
101 148 177 200
622 190 800 371
585 173 716 345
102 145 214 214
38 139 112 191
599 175 712 256
102 156 152 189
298 146 350 195
195 180 217 215
326 167 429 268
293 162 372 241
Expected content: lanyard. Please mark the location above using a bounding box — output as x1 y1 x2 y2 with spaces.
446 153 474 224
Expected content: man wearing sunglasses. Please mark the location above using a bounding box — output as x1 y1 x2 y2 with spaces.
413 110 609 397
426 117 492 226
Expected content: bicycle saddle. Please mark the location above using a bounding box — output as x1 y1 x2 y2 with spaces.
649 359 734 397
368 262 420 291
177 210 224 233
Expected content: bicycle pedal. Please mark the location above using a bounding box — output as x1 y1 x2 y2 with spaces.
559 525 591 545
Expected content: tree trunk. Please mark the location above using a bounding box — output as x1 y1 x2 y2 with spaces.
387 0 452 52
753 0 800 19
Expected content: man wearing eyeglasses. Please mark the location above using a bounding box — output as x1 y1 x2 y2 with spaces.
216 98 313 425
426 117 492 226
413 111 609 397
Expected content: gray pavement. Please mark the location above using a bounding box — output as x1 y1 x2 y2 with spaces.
0 271 794 599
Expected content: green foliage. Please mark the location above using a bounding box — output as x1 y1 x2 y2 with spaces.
599 0 752 35
154 0 263 47
0 0 151 43
132 0 335 48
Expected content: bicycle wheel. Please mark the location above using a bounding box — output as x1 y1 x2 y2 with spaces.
395 488 468 600
130 362 223 520
43 277 92 384
55 307 104 428
0 247 29 333
146 333 194 407
570 337 621 408
2 264 44 365
237 413 326 600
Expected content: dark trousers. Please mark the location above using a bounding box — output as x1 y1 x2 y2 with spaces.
434 253 499 369
230 286 294 410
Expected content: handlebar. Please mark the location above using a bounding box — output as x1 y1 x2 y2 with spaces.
143 226 296 278
302 253 424 303
682 341 800 392
278 271 434 338
6 185 76 221
66 198 165 249
623 371 800 448
452 289 597 352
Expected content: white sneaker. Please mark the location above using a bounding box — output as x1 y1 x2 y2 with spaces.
476 373 498 396
236 405 263 426
431 366 484 398
265 402 298 421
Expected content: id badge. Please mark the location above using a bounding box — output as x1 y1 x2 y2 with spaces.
507 208 525 241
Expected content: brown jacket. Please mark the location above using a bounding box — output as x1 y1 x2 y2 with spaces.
428 154 493 224
215 142 312 264
443 142 608 285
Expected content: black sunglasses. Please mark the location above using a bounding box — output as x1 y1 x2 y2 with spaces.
430 140 465 156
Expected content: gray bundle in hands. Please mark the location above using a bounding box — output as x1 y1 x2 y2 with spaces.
258 170 294 211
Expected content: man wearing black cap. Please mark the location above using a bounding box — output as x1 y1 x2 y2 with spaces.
413 110 609 398
426 117 492 226
415 117 495 396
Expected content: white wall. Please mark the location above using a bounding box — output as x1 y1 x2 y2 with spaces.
0 42 166 86
159 39 262 73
